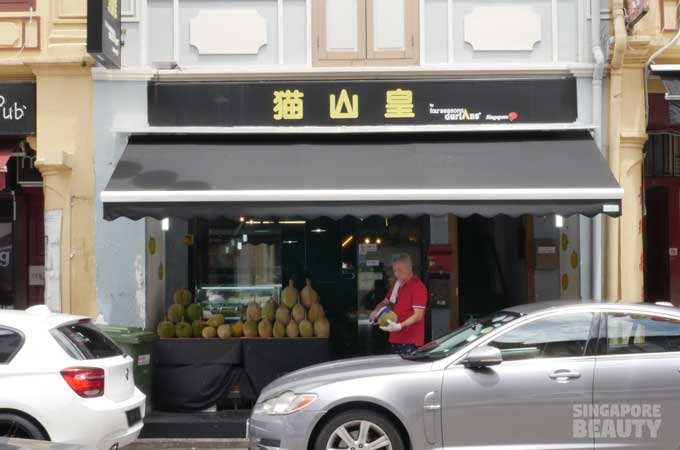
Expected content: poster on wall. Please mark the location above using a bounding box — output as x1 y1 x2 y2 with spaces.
87 0 122 69
45 209 62 313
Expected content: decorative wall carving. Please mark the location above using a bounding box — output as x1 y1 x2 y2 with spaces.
49 0 86 46
464 6 542 51
189 9 268 55
0 16 40 51
122 0 140 22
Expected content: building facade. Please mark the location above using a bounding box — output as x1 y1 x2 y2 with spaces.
615 0 680 306
93 0 616 337
0 0 95 316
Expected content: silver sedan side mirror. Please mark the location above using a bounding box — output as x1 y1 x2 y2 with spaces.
463 346 503 369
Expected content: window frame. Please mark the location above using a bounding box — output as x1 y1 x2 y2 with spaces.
599 310 680 357
0 325 25 365
482 310 599 363
444 308 602 369
50 321 124 361
312 0 419 66
313 0 367 62
365 0 418 62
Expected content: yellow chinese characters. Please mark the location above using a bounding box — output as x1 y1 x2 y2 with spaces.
107 0 119 18
330 89 359 119
273 89 304 120
384 88 415 119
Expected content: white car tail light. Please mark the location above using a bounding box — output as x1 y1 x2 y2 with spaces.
61 367 105 398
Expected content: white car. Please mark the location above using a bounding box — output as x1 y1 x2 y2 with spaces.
0 306 146 450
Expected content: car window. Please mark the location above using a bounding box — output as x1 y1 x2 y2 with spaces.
605 312 680 355
487 312 595 362
0 327 23 363
406 311 522 360
51 322 123 360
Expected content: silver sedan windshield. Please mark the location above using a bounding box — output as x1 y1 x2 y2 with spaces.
405 311 522 360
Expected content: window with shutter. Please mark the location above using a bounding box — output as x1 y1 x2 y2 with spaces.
313 0 418 66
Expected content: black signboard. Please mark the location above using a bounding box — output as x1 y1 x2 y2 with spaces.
148 77 577 127
87 0 122 69
0 82 35 136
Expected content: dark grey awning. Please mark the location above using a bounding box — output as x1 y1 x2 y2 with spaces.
102 131 623 221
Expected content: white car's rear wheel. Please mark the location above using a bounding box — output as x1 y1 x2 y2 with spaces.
315 409 404 450
0 413 47 440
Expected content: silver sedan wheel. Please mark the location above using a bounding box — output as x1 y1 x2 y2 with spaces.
326 419 393 450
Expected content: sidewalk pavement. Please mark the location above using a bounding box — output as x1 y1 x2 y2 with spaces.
126 439 248 450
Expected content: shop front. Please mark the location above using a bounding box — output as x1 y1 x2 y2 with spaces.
0 81 44 311
98 75 623 420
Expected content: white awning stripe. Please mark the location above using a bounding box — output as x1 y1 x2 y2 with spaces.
102 187 624 203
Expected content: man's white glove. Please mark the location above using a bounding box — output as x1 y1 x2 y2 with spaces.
380 320 402 333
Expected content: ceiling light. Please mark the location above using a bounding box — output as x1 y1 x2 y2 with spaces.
341 236 354 247
555 215 564 228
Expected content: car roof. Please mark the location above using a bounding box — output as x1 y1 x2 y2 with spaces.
0 308 89 332
503 299 680 316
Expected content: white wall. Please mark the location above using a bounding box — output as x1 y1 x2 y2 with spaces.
93 81 149 328
119 0 597 68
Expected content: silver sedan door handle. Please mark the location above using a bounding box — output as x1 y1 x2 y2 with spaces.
549 370 581 382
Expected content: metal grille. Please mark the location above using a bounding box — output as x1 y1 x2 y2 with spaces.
645 133 680 177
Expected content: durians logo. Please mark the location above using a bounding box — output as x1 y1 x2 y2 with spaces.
428 105 482 121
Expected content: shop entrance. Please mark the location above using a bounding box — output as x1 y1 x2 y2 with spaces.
643 134 680 305
644 179 680 305
458 216 529 323
0 143 44 310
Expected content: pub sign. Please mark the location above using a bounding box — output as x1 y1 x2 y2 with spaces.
0 82 36 136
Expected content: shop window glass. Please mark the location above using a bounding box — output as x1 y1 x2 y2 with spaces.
606 313 680 355
488 312 594 362
199 219 282 287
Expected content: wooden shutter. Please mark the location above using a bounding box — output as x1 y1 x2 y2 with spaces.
366 0 418 63
313 0 366 64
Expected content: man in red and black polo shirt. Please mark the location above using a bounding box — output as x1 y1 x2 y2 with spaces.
370 253 427 354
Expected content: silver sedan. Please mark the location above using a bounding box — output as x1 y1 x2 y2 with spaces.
248 300 680 450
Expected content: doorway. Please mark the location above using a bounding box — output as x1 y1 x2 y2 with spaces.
458 215 529 323
644 178 680 305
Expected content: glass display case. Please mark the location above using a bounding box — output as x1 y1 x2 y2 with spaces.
196 285 282 322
